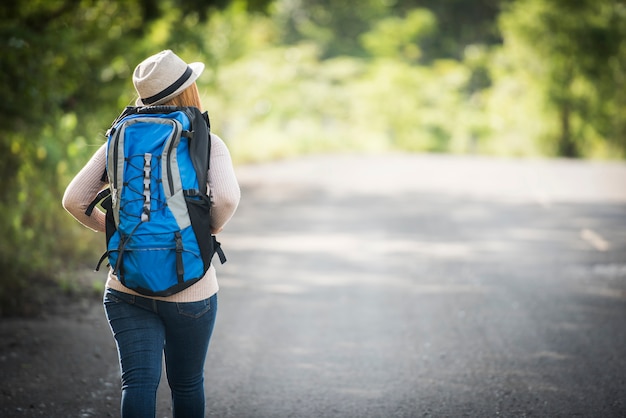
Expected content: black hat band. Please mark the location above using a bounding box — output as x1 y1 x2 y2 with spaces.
141 66 193 105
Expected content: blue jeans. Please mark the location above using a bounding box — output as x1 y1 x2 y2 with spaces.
103 288 217 418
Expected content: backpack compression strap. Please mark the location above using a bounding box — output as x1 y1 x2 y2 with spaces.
85 188 112 216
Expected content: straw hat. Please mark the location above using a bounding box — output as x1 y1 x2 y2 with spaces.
133 50 204 106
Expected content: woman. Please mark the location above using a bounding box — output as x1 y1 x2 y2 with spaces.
63 50 240 417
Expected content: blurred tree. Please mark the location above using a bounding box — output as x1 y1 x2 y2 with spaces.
500 0 626 157
273 0 509 60
360 8 437 64
391 0 510 60
273 0 390 57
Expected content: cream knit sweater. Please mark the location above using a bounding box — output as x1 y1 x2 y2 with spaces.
62 133 240 302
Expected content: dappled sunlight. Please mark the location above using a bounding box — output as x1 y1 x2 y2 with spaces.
573 284 626 301
221 265 493 295
222 225 607 271
530 351 572 361
506 227 577 242
225 233 473 259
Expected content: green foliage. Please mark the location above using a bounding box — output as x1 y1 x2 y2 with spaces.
200 4 531 160
360 9 437 63
0 0 137 313
272 0 390 57
499 0 626 157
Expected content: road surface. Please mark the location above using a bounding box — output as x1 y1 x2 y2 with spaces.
2 153 626 417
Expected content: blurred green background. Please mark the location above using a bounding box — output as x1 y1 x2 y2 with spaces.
1 0 624 315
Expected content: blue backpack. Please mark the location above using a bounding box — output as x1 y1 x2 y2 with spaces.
86 105 226 296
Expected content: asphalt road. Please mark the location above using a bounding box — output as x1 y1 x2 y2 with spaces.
2 153 626 417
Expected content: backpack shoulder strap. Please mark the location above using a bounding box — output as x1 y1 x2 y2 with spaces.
184 107 211 195
86 107 138 216
105 106 137 137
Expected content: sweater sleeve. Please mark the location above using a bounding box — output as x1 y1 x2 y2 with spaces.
208 133 240 234
62 143 108 233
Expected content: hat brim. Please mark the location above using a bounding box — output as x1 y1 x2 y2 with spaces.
135 62 205 106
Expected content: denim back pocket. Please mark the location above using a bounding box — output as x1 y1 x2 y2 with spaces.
176 298 211 318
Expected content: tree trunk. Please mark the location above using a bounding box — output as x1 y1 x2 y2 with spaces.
558 103 578 157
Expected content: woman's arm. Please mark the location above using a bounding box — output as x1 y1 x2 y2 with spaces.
62 143 108 232
208 133 241 234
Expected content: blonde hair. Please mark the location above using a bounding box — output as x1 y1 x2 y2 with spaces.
162 82 203 110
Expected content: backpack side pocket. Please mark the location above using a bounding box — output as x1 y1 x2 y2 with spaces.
185 194 214 269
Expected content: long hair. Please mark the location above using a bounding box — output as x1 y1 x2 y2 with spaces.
163 82 203 110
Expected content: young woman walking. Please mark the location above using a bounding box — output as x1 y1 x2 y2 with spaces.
63 50 240 417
